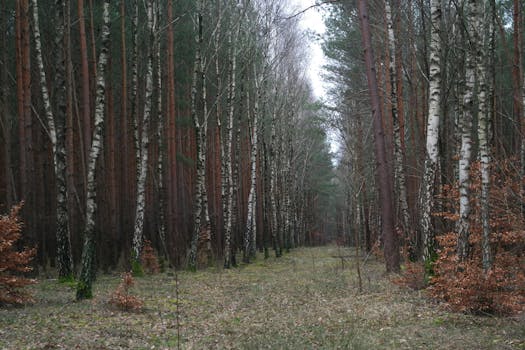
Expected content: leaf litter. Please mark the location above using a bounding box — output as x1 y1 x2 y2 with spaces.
1 246 523 349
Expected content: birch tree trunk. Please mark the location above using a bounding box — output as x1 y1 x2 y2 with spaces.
188 37 202 271
188 1 212 270
244 68 260 262
457 0 477 261
420 0 442 263
223 17 241 268
480 0 495 272
358 0 399 272
32 0 73 279
199 21 212 266
131 0 155 267
385 0 410 240
77 0 111 300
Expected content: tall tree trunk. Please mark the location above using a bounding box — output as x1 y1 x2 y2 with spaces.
77 0 111 300
480 0 495 272
15 0 25 204
457 0 477 261
244 67 260 262
514 0 525 218
357 0 399 272
385 0 410 242
269 104 282 258
155 1 167 258
166 0 177 253
223 22 240 268
120 0 130 254
32 0 73 279
420 0 442 264
130 0 140 187
17 0 32 226
77 0 90 188
132 0 155 265
188 2 210 270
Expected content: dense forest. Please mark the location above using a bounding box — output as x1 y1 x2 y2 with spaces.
0 0 524 316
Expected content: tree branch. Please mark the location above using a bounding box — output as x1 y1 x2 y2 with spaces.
283 0 340 20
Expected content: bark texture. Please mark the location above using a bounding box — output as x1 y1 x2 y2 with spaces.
457 0 477 261
77 0 111 300
420 0 442 263
32 0 73 279
132 0 155 264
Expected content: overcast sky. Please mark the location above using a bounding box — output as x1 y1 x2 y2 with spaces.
292 0 328 100
290 0 341 160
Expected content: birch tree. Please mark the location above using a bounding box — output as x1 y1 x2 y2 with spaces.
76 0 111 300
420 0 442 263
188 0 213 270
31 0 73 279
132 0 155 269
479 0 495 271
457 0 477 260
244 68 260 261
223 5 243 268
385 0 410 239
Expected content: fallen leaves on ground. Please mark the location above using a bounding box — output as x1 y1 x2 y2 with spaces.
1 246 523 349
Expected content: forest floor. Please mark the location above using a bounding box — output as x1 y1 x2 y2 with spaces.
1 246 524 349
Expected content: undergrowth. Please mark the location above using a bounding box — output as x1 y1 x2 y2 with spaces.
397 160 525 315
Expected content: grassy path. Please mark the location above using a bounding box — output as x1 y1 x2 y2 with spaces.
1 246 523 349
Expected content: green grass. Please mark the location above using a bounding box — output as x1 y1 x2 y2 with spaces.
1 246 523 349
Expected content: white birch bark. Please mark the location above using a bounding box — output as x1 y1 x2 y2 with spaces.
188 1 212 269
132 0 155 263
223 27 238 268
32 0 73 279
188 42 202 270
77 0 111 300
420 0 442 263
480 0 494 271
385 0 410 238
199 22 212 262
457 0 477 261
244 70 259 261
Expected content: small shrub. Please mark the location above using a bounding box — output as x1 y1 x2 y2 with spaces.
429 160 525 315
109 272 143 311
131 259 144 277
140 240 160 274
0 204 37 305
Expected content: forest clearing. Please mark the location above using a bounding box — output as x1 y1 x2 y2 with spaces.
1 246 523 349
1 0 525 348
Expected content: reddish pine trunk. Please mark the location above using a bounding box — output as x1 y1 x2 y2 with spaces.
120 0 131 253
15 0 26 202
358 0 400 273
167 0 177 253
77 0 91 187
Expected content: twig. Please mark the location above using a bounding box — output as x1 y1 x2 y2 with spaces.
283 0 340 20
